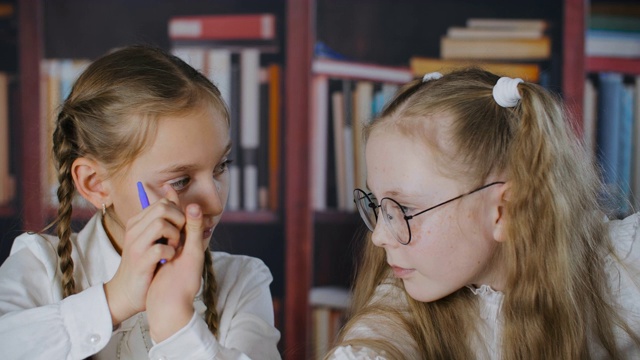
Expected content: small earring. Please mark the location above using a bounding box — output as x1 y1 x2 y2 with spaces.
102 203 106 216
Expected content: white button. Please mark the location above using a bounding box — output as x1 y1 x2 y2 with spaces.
88 334 101 344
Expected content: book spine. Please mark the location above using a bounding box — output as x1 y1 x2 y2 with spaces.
240 48 261 211
618 84 634 215
169 14 276 41
267 64 281 211
227 61 242 211
352 81 373 192
258 68 270 210
331 91 347 210
596 72 623 208
311 75 329 211
0 72 9 205
632 75 640 210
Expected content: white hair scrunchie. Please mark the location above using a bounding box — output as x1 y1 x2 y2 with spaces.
422 72 443 82
492 77 523 108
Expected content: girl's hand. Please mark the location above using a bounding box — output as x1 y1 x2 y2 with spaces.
104 185 186 327
146 199 207 343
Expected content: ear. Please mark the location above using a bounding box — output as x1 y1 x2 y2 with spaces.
492 182 510 243
71 157 111 210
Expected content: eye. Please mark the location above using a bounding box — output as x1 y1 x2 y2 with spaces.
214 159 232 176
168 176 191 191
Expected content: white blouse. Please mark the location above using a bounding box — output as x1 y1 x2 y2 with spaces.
328 213 640 359
0 213 281 360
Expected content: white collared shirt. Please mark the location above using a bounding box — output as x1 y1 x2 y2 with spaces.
0 213 281 360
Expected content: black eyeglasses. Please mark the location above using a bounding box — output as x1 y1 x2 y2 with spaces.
353 181 505 245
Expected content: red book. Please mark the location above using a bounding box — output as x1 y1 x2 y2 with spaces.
169 13 276 40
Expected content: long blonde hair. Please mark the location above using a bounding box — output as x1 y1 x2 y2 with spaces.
50 45 228 336
331 68 639 359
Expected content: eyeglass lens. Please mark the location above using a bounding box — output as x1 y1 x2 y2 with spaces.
354 189 377 231
354 189 410 245
380 199 410 245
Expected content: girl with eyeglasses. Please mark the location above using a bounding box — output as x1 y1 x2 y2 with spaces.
326 69 640 359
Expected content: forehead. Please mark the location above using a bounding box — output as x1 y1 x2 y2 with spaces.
365 128 449 198
132 106 229 170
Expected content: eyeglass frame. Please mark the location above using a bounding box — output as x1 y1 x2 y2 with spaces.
353 181 505 245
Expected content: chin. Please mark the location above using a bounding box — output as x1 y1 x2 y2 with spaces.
403 281 451 303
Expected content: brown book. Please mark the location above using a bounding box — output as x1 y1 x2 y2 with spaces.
440 36 551 60
267 64 281 212
409 57 541 82
0 72 9 205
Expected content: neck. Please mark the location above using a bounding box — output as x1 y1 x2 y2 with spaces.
101 212 123 255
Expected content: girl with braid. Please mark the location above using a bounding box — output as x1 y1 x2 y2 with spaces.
327 69 640 359
0 45 280 359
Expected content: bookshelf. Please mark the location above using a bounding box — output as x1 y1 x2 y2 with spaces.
0 1 17 221
4 0 622 359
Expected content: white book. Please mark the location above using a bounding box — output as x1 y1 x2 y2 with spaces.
331 92 347 210
311 75 329 211
353 81 373 192
466 18 548 32
447 26 543 39
172 46 207 73
240 48 260 211
583 77 597 155
207 48 232 106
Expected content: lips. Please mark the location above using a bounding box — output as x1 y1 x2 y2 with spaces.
203 226 214 240
390 265 414 278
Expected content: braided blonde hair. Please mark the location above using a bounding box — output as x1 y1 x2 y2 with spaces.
50 45 228 335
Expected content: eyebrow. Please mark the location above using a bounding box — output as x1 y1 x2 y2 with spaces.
157 141 232 175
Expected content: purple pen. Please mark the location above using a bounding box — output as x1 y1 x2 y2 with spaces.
137 181 150 209
137 181 167 265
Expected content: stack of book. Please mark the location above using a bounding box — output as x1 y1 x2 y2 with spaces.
169 13 282 212
410 18 550 82
310 57 412 211
586 4 640 58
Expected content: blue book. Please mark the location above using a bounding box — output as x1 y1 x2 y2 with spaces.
617 84 635 215
596 73 623 195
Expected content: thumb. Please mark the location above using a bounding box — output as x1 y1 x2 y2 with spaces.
184 204 205 252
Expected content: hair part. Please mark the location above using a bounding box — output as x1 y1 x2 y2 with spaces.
50 45 227 335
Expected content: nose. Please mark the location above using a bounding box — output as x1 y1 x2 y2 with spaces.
199 178 226 217
370 218 399 249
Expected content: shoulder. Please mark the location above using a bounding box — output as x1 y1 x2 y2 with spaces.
328 345 389 360
605 213 640 318
8 232 60 273
607 212 640 264
0 232 62 293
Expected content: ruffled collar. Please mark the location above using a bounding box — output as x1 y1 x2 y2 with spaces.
466 284 504 302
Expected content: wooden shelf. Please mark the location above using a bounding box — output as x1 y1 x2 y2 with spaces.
0 205 15 217
586 57 640 75
314 210 359 224
222 210 280 224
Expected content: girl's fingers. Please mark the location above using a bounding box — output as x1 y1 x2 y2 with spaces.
183 204 205 253
143 242 177 267
162 184 181 207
